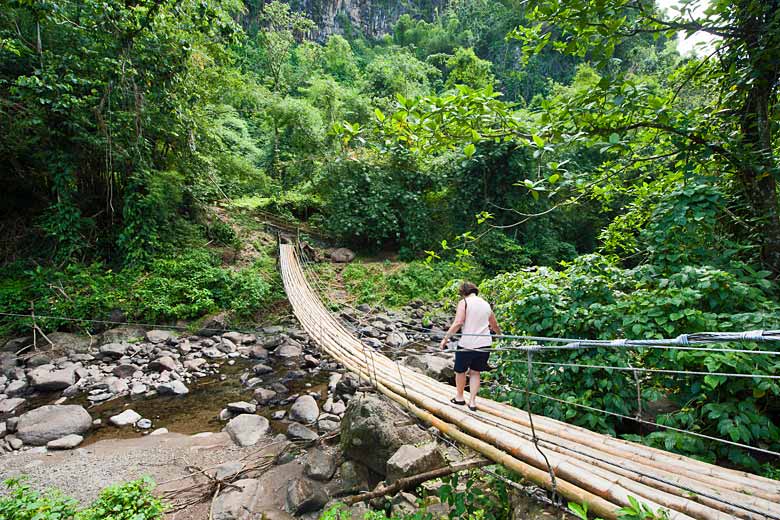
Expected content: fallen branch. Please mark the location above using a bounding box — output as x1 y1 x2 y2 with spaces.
342 458 491 505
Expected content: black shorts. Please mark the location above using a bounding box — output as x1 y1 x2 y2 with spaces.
454 350 491 373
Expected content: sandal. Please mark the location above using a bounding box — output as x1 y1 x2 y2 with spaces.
468 404 477 412
450 398 466 405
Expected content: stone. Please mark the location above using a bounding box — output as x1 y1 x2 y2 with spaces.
196 312 230 337
285 478 328 514
386 443 446 483
130 382 148 396
151 428 169 436
249 346 269 360
317 415 341 432
107 378 129 394
338 460 370 494
157 381 189 395
99 342 127 359
404 354 455 382
5 380 27 397
390 492 418 517
276 344 303 358
253 363 273 375
386 332 409 348
16 405 91 445
28 366 76 391
7 435 23 450
203 347 226 359
110 409 142 427
183 358 208 371
272 410 286 420
331 400 346 415
112 364 138 378
340 394 431 476
330 247 356 263
253 387 277 404
0 397 26 417
146 330 173 344
225 414 270 447
303 355 319 368
149 355 177 372
222 332 245 345
47 434 83 450
217 338 238 354
136 418 152 429
227 402 257 414
46 332 93 354
2 337 32 353
261 335 284 350
209 461 244 481
286 422 318 442
304 449 337 481
288 395 319 424
328 373 342 393
26 353 51 368
211 479 261 520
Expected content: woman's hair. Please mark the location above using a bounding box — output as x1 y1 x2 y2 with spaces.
459 281 479 297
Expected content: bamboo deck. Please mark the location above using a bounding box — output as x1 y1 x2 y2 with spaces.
279 244 780 520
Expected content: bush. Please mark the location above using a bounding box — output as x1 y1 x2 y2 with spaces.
0 477 164 520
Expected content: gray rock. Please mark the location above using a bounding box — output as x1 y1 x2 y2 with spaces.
183 358 207 371
7 435 23 450
276 344 303 358
249 346 269 360
286 422 318 442
157 381 189 395
130 382 148 396
196 312 230 337
5 380 27 397
2 337 32 353
148 356 177 372
211 479 261 520
222 332 245 345
107 378 128 394
317 414 341 432
26 353 51 368
209 461 244 481
136 418 152 429
225 414 270 447
29 366 76 391
227 402 257 414
254 387 277 404
202 347 226 359
285 478 328 514
112 364 138 378
288 395 319 424
46 434 83 450
45 332 93 354
404 354 455 382
217 338 238 354
151 428 168 435
340 393 431 476
386 332 409 348
0 397 26 417
109 409 142 427
272 410 286 420
253 363 273 375
328 373 342 393
16 405 91 446
338 460 370 494
99 342 127 359
146 330 173 344
330 247 356 263
304 449 337 481
101 326 146 344
386 443 446 483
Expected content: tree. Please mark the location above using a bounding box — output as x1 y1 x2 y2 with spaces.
445 47 495 90
509 0 780 274
257 1 315 93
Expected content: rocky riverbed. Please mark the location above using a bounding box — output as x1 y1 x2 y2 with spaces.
0 303 568 519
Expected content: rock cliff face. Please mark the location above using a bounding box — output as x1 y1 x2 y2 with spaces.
280 0 447 40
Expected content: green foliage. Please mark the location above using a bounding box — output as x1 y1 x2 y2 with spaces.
444 48 495 90
340 260 480 309
0 477 163 520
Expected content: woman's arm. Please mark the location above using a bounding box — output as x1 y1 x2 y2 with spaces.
489 312 501 336
440 300 466 349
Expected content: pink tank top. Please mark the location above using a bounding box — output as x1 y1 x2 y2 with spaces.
457 295 492 349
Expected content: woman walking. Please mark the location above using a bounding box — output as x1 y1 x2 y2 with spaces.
440 281 501 411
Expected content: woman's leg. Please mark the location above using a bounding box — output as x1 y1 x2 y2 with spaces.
455 371 467 401
468 370 480 406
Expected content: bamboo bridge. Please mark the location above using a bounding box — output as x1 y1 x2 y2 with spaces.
279 243 780 520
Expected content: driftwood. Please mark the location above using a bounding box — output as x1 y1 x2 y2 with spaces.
343 458 491 506
279 245 780 520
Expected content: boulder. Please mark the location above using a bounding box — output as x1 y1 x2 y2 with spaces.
227 402 257 414
253 387 277 404
317 414 341 432
222 332 245 345
46 332 93 353
0 398 26 417
386 332 409 348
217 338 238 354
157 381 189 395
146 330 173 344
109 409 142 427
183 358 208 371
99 343 128 359
286 423 318 442
15 405 91 445
197 312 230 337
340 394 431 475
203 347 226 359
404 354 455 382
112 363 138 378
46 434 83 450
337 461 370 494
2 337 32 353
288 395 319 424
209 461 244 481
249 346 269 360
330 248 356 263
285 478 328 514
5 380 27 397
26 353 51 367
148 356 177 372
29 366 76 391
253 363 273 375
276 344 303 358
225 414 270 447
386 443 446 483
304 449 337 481
211 479 261 520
